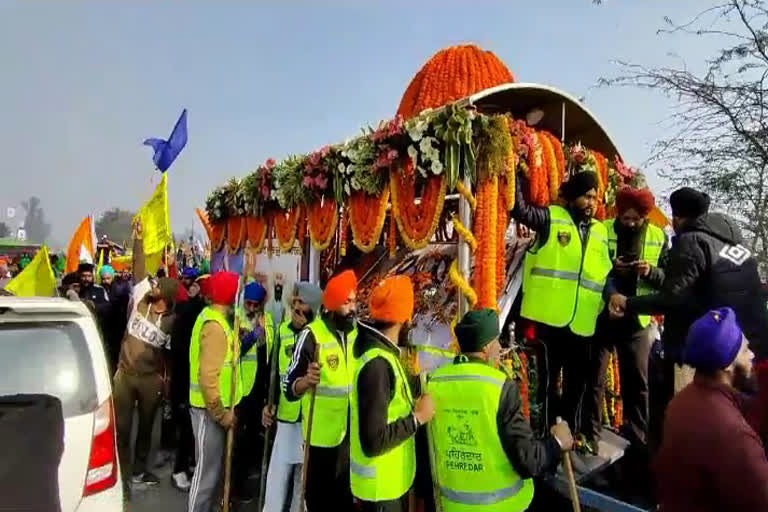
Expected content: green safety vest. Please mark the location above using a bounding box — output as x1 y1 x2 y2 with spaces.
350 347 416 502
276 320 302 423
239 309 275 396
427 361 534 512
521 205 612 337
604 219 666 327
189 306 244 408
301 318 357 448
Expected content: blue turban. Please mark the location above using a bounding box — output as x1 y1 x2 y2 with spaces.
182 267 199 279
684 307 743 372
100 265 115 277
244 281 266 302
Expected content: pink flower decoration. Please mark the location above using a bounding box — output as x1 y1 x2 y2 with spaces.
265 158 276 169
387 148 399 161
303 176 314 188
614 156 635 179
308 152 321 167
260 185 270 199
315 174 328 189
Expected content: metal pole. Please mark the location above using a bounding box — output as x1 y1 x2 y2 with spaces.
308 246 320 284
457 175 472 317
561 102 566 143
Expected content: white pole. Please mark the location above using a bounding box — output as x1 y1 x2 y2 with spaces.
457 175 472 317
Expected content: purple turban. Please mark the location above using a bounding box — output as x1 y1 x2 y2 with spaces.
684 307 743 372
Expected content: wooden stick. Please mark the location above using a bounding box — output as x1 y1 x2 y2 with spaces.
222 274 245 512
300 343 321 511
557 417 581 512
258 325 281 511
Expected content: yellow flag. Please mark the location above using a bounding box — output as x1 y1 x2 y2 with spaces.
6 246 57 297
137 173 172 255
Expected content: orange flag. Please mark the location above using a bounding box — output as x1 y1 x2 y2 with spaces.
65 215 96 273
196 208 213 240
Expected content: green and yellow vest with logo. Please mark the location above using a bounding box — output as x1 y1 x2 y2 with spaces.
301 317 357 448
239 309 275 396
605 219 666 327
189 306 244 408
521 205 612 337
350 347 416 502
276 319 302 423
427 361 534 512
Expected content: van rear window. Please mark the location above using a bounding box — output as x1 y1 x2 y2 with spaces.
0 322 98 418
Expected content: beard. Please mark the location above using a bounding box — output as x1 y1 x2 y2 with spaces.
732 364 757 393
274 285 283 301
333 311 356 332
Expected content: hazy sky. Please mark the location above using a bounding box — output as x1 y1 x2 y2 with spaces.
0 1 721 245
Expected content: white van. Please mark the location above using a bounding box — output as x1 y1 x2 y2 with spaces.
0 296 124 511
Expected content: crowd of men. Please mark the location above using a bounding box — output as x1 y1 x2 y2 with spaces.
8 167 768 512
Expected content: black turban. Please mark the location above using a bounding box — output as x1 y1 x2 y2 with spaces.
670 187 710 218
560 171 599 202
77 262 94 273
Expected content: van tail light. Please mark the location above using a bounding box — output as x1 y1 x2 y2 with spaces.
83 398 118 496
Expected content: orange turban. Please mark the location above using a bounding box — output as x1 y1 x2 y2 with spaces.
369 275 414 323
616 187 655 217
209 271 239 306
322 270 358 310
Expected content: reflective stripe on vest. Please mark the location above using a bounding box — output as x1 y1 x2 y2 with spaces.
350 346 415 502
300 318 357 448
240 311 275 396
276 320 301 423
521 205 612 337
427 362 534 512
604 219 666 327
189 306 244 409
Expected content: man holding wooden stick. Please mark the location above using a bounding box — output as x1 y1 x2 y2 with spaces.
261 282 322 512
187 271 243 512
284 270 358 512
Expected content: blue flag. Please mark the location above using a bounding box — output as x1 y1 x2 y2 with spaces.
143 109 188 172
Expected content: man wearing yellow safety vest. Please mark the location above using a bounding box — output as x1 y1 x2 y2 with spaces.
261 282 323 512
350 275 435 512
284 269 358 512
232 280 275 503
512 170 612 433
188 271 243 512
588 187 667 458
427 309 574 512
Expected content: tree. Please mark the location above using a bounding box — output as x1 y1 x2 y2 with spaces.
601 0 768 274
0 222 10 238
95 208 136 245
21 196 51 244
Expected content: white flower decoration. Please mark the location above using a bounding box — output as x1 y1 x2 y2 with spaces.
351 177 361 190
431 160 444 175
407 145 418 162
344 182 351 196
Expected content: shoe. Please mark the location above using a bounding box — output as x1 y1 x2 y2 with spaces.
131 472 160 486
171 472 191 492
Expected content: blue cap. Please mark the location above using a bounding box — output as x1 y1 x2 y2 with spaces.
684 307 743 372
244 281 266 302
182 267 199 279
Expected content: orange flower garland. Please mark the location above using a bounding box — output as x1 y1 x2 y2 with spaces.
591 150 609 220
296 213 307 252
472 175 499 309
348 188 390 253
496 190 507 298
539 132 559 203
226 216 245 252
545 132 566 185
526 130 548 207
390 160 446 250
519 352 530 420
308 197 339 251
246 216 267 252
397 44 514 118
504 139 516 210
273 206 301 252
210 221 227 251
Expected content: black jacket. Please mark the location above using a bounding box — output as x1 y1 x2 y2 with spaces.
170 295 206 405
627 213 768 360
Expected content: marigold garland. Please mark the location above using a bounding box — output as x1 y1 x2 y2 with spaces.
339 205 348 257
397 44 514 118
450 214 477 251
526 130 548 206
390 160 446 250
348 188 390 253
455 180 476 211
388 208 397 258
296 213 307 253
539 131 560 202
504 139 516 210
496 191 507 298
210 221 227 251
545 132 566 184
226 216 246 252
246 216 267 252
473 176 499 309
273 206 301 252
449 259 478 307
308 196 339 251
